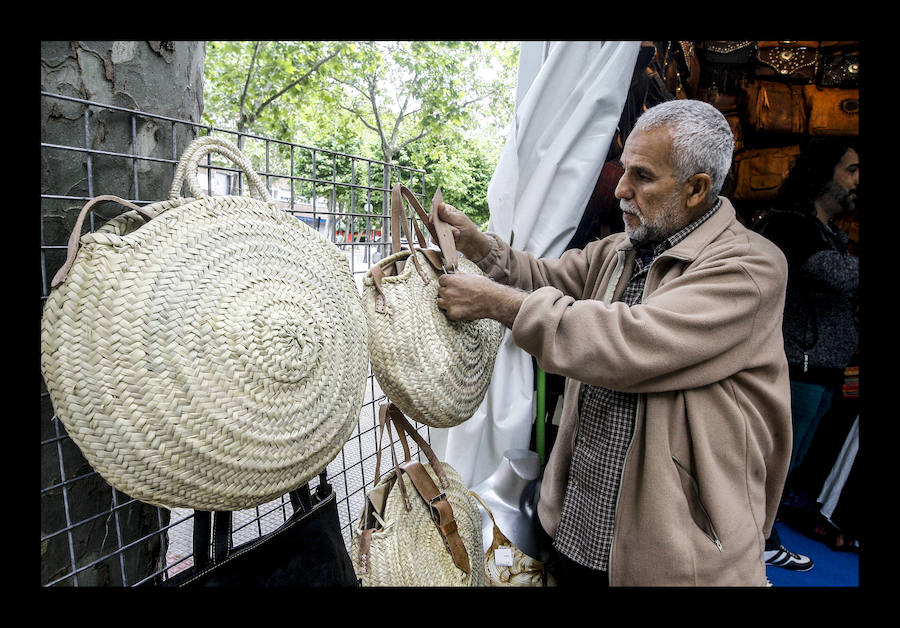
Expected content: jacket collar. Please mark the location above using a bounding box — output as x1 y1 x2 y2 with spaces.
615 197 735 262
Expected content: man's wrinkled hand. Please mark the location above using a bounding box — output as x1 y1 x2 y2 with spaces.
437 273 526 329
437 202 492 262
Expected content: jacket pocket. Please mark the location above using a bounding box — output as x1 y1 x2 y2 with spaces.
672 456 723 552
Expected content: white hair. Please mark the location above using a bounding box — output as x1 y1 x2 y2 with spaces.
632 99 734 203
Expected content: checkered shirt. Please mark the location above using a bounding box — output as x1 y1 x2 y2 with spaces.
553 200 721 572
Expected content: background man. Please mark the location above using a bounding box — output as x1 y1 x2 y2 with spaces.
754 137 860 570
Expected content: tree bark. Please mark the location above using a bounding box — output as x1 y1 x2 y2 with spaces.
40 40 205 586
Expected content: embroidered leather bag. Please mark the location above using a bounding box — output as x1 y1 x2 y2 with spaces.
817 50 860 88
755 41 820 83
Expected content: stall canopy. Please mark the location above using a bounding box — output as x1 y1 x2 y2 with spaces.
429 40 641 487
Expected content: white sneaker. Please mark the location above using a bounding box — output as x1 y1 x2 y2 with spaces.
764 545 814 571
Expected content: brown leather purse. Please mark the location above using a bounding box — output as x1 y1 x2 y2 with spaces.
804 85 860 136
743 80 808 135
731 145 802 201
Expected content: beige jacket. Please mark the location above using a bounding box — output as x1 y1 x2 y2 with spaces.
477 199 791 586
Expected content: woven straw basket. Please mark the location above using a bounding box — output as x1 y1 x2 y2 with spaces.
363 185 502 428
352 404 485 586
40 136 369 511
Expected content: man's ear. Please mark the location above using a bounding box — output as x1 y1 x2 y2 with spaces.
685 173 712 209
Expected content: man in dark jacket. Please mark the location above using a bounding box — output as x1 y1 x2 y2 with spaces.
755 137 859 571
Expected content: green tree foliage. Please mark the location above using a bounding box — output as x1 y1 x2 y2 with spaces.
203 41 517 229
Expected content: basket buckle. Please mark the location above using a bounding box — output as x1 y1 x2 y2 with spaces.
429 492 447 522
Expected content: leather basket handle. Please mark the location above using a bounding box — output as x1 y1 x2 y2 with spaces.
50 195 154 288
391 184 459 272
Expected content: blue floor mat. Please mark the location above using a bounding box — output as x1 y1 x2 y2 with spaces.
766 521 859 587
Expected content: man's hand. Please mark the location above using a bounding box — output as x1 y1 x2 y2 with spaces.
437 202 493 262
437 273 526 329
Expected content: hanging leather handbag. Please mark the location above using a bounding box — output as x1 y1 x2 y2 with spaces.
755 41 821 83
351 403 485 587
731 145 802 201
363 185 502 429
663 41 700 100
804 85 860 136
817 50 860 88
698 41 757 65
158 471 359 587
743 80 808 135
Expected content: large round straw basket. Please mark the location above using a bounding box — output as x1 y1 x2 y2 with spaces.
40 136 369 511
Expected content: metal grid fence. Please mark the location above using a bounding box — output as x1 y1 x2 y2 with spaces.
40 91 434 586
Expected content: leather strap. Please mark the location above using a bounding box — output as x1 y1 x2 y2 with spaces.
399 460 471 574
429 188 458 270
212 511 232 562
390 184 459 270
50 195 155 288
384 404 449 489
391 184 438 250
374 403 411 511
193 510 212 569
357 528 373 575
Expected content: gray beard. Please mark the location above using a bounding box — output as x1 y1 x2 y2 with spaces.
621 192 685 244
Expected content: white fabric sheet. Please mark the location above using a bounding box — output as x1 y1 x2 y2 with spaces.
429 41 641 488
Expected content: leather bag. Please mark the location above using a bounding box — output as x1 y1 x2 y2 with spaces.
696 42 756 107
743 80 808 135
351 403 485 586
158 471 358 587
362 185 502 428
731 145 802 201
817 50 860 88
804 85 860 136
698 41 757 64
755 41 820 83
663 41 700 99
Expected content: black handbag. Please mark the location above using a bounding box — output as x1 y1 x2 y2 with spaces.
158 470 359 587
817 50 860 88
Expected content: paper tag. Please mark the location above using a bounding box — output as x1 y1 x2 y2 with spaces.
494 546 514 567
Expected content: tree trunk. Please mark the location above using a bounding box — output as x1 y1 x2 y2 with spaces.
40 40 205 586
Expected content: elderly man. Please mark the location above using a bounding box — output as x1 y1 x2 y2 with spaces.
436 99 792 586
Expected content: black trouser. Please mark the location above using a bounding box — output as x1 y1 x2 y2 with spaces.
553 552 609 588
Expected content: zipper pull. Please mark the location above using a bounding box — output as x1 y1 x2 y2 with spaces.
803 353 809 373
